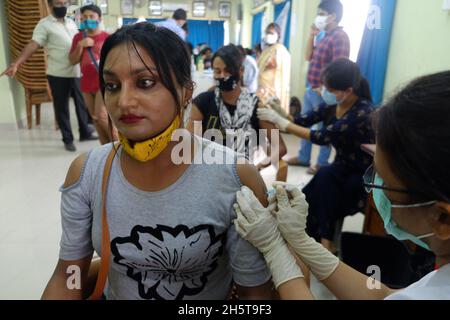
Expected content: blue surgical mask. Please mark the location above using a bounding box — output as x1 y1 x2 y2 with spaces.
321 87 342 106
372 174 436 251
80 19 99 30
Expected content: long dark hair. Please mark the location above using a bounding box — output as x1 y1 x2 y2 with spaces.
212 44 243 79
321 58 372 102
99 22 193 110
374 70 450 202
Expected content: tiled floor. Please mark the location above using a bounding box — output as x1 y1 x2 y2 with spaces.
0 102 364 300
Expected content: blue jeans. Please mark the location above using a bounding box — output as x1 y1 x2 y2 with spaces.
297 87 331 166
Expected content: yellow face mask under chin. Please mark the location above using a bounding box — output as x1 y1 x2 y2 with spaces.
119 115 181 162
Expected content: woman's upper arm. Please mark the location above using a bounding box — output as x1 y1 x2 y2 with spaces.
63 153 89 188
42 255 93 300
256 101 275 137
236 281 275 300
60 153 94 262
186 104 204 133
258 120 287 158
236 163 268 207
231 164 273 296
256 100 287 157
259 120 277 141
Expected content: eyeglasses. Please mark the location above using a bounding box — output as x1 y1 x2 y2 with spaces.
363 165 410 194
363 165 438 209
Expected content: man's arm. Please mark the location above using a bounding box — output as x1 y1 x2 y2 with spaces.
1 40 40 77
305 36 315 61
305 25 320 61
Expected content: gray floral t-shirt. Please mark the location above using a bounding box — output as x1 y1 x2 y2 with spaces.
59 137 271 300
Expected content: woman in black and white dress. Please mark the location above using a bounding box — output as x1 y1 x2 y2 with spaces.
187 44 288 181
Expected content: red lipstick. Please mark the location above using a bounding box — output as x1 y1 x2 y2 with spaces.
119 114 145 124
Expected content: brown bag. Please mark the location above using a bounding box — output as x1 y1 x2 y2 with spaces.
86 146 117 300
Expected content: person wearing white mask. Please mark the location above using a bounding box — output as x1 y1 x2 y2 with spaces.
234 71 450 300
257 23 291 114
287 0 350 176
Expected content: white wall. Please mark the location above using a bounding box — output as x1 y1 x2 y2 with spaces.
383 0 450 100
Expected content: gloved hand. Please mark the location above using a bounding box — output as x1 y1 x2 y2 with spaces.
234 186 304 289
266 97 290 120
271 183 340 281
257 108 291 131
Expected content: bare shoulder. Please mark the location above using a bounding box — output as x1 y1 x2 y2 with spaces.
190 103 204 120
63 153 89 189
236 164 268 207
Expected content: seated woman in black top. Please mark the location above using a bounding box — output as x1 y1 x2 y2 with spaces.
258 58 375 253
188 44 288 181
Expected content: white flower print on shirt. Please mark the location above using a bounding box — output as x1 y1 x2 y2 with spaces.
111 224 225 300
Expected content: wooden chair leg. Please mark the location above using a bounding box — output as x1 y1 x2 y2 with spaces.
36 104 41 126
26 99 32 130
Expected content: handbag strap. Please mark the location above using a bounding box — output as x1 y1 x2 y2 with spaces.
88 145 117 300
83 31 100 71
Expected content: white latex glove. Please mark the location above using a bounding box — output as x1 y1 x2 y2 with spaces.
266 97 290 119
272 183 340 281
234 186 303 289
257 108 291 131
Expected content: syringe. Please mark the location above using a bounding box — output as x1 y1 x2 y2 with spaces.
266 183 305 197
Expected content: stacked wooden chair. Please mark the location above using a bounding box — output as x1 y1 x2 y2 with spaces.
5 0 53 129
